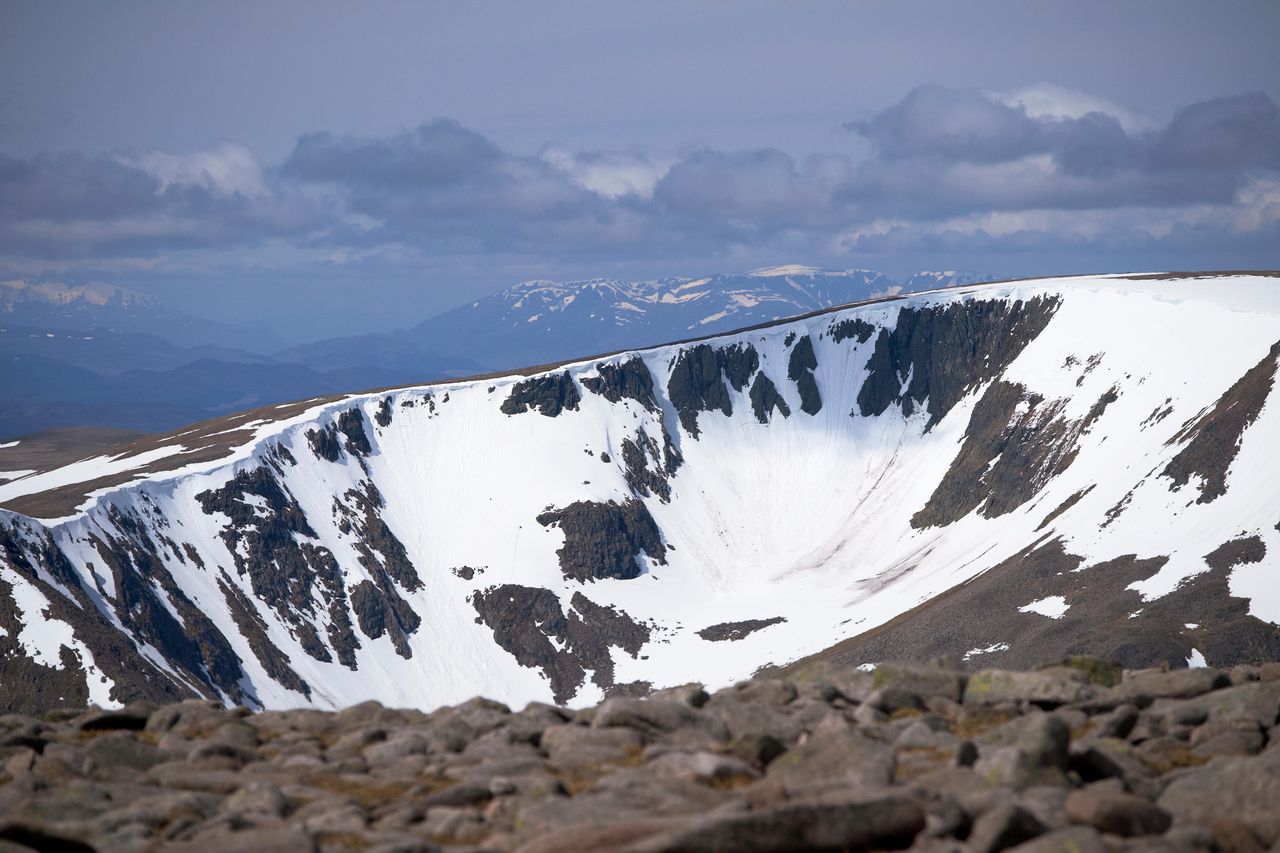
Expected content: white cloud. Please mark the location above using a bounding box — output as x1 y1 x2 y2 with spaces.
991 83 1155 135
119 142 268 197
541 147 673 199
836 176 1280 256
1232 178 1280 232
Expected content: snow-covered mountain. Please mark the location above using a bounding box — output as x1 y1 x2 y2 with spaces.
267 266 991 391
901 270 997 291
403 266 908 369
1 272 1277 714
0 279 280 353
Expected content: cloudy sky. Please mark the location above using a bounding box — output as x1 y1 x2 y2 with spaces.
2 1 1278 336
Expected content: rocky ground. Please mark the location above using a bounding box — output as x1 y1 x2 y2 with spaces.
2 658 1279 852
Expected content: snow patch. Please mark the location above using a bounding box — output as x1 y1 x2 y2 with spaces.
0 446 190 503
1019 596 1070 619
963 642 1010 660
0 564 119 707
749 265 821 277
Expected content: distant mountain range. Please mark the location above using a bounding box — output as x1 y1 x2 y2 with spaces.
289 267 995 374
0 268 991 437
1 279 282 353
405 266 906 369
901 270 999 292
0 280 481 437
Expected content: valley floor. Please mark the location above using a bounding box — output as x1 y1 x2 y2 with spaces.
1 656 1278 852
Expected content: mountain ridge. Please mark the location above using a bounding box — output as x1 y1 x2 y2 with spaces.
0 267 987 438
1 272 1278 715
0 278 282 352
397 266 973 370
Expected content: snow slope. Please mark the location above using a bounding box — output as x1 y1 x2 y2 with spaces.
1 273 1278 713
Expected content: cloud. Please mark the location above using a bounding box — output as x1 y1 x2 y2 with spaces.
1 87 1276 285
0 152 161 223
283 119 504 189
541 147 672 200
841 86 1280 217
1148 92 1280 172
836 177 1280 263
653 149 850 224
0 146 316 257
279 120 647 254
849 85 1044 164
120 142 269 197
993 83 1155 134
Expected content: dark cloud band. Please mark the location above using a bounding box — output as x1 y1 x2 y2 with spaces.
1 87 1276 271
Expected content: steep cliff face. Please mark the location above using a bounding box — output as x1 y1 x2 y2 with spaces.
1 274 1278 713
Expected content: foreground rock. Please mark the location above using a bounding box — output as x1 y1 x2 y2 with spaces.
1 658 1278 852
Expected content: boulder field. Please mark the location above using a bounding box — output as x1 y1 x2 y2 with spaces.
2 657 1280 852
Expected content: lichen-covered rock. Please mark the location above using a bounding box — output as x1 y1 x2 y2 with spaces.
541 724 641 773
873 661 968 702
1064 788 1171 837
1009 825 1106 853
3 656 1280 851
632 793 926 852
765 726 895 788
967 804 1047 853
1114 667 1229 701
965 669 1096 708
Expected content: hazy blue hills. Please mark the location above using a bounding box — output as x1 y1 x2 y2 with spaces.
0 268 989 438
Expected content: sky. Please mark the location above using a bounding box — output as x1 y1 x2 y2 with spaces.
2 0 1279 338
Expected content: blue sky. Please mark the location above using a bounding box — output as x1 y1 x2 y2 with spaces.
2 0 1278 336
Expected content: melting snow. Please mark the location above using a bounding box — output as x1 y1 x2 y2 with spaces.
749 265 820 277
0 446 190 503
963 642 1011 660
0 564 119 707
1018 596 1070 619
1228 555 1280 626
